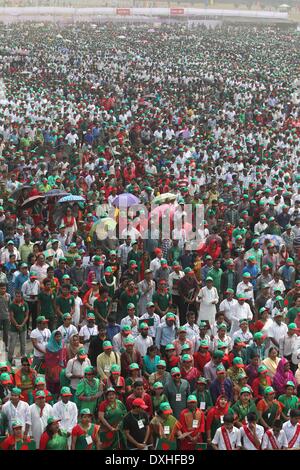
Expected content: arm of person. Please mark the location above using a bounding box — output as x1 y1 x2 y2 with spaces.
98 411 117 432
124 429 146 450
31 337 45 355
71 433 77 450
143 425 151 445
20 309 29 330
9 310 19 330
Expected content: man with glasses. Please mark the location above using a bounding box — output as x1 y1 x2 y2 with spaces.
164 367 190 419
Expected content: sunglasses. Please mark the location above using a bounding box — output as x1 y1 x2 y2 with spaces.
173 374 181 378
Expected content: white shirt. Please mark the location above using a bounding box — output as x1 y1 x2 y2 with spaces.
30 327 51 358
134 335 153 357
232 328 253 346
79 324 99 352
29 403 53 447
168 271 184 296
240 424 264 450
57 324 78 344
219 299 238 320
149 257 162 278
183 322 200 353
120 315 139 338
261 429 288 450
236 282 254 302
282 421 300 448
53 400 78 433
139 313 160 338
212 426 241 449
230 302 253 335
73 296 83 327
21 279 40 301
65 357 91 390
268 321 288 345
2 399 31 433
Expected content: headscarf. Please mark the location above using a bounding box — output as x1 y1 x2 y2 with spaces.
46 330 63 353
273 357 297 394
211 395 229 419
67 334 83 359
87 271 96 289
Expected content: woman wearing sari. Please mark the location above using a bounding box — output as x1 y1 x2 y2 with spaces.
273 357 297 395
194 377 213 413
261 347 280 380
98 387 127 450
71 409 101 450
206 395 234 445
67 333 83 361
278 381 300 421
150 402 185 449
252 364 273 400
179 395 205 450
44 330 67 396
232 386 258 428
256 386 282 430
151 381 168 414
180 354 200 393
1 419 35 450
39 417 69 450
148 360 171 389
75 366 102 416
125 362 149 396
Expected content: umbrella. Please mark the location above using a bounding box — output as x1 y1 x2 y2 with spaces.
21 195 46 209
112 193 141 208
10 184 31 200
152 193 177 205
58 195 85 204
259 234 284 247
279 3 290 7
90 218 117 239
150 204 176 218
44 189 69 199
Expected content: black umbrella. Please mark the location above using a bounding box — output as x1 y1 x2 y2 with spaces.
44 190 69 198
10 184 31 200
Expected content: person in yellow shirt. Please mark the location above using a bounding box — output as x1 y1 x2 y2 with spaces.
96 341 120 380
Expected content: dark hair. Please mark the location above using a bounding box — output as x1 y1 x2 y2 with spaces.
224 414 234 424
21 356 30 365
47 266 54 272
147 345 157 356
133 380 144 389
247 412 257 423
45 423 62 439
290 409 300 419
61 284 70 290
272 419 282 430
0 283 6 288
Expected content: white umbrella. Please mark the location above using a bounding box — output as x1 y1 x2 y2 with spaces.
279 4 290 7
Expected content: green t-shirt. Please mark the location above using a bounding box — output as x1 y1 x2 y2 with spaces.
152 292 171 311
120 291 140 314
38 291 56 319
287 307 300 323
278 394 299 416
56 295 75 314
94 299 110 321
9 301 29 332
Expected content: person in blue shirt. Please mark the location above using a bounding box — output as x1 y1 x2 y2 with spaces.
106 314 121 343
242 256 259 293
278 258 295 291
14 264 29 292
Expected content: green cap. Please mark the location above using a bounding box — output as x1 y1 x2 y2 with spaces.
129 363 139 371
258 365 268 374
217 323 227 330
63 313 72 320
140 322 149 330
12 420 24 428
35 390 46 398
264 386 275 395
216 364 226 374
0 372 12 384
166 312 176 321
165 344 175 351
103 341 113 350
127 303 135 310
35 376 46 385
187 395 197 403
110 364 121 374
11 387 22 395
157 360 166 368
153 381 164 389
286 381 296 388
60 386 72 396
80 408 93 416
171 367 181 375
233 357 244 366
213 350 225 359
159 402 173 414
182 354 192 362
254 332 265 341
47 416 61 425
84 366 94 374
240 387 251 394
288 323 298 330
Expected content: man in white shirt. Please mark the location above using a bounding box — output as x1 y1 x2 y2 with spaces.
120 304 139 338
282 409 300 449
268 311 288 350
65 347 91 393
29 391 53 448
239 412 264 450
212 414 241 450
279 323 299 361
134 323 153 357
0 240 20 264
261 420 288 450
236 273 254 303
57 313 78 345
112 325 133 353
2 387 31 434
78 313 98 353
139 302 160 339
230 295 253 335
30 315 51 371
53 386 78 449
183 311 200 353
149 248 163 279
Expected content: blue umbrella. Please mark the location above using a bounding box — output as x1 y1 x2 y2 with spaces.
112 193 141 208
58 195 86 204
259 234 284 247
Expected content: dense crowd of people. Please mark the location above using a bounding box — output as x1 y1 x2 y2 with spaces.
1 22 300 450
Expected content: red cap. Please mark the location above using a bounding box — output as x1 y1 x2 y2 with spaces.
132 398 148 410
